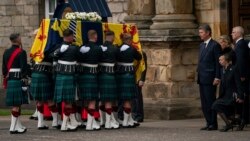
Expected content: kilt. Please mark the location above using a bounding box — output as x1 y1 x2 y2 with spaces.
116 73 136 100
78 74 98 101
99 73 117 102
6 80 28 106
54 74 76 103
31 72 53 102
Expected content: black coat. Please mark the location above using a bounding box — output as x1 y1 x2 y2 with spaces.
234 39 249 79
218 65 244 105
212 65 244 115
197 39 222 85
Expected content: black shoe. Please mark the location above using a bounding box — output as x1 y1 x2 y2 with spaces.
29 116 38 120
10 128 27 134
38 126 49 130
220 124 233 132
236 120 246 131
200 126 208 130
53 125 61 129
207 125 218 131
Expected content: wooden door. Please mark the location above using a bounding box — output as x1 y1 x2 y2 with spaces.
229 0 250 35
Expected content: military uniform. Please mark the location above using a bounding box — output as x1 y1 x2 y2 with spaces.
116 43 142 127
98 41 120 129
3 45 28 106
31 47 61 129
77 41 102 101
2 44 28 134
116 44 142 100
54 42 78 103
98 41 119 102
31 52 53 102
78 41 102 130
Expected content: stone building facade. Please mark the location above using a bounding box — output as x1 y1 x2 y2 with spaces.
0 0 250 119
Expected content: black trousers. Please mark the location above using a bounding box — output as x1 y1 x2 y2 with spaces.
132 85 144 121
199 84 217 127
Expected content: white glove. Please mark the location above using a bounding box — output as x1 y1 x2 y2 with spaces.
60 44 69 53
22 87 28 91
248 42 250 48
120 44 129 52
100 45 107 52
80 46 90 53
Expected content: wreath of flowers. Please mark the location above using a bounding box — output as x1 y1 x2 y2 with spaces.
65 12 102 22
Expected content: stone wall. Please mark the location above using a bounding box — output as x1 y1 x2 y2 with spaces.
195 0 229 38
140 40 202 120
0 0 40 85
0 0 40 49
106 0 128 23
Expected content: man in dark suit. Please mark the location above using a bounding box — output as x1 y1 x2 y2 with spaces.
132 51 147 122
231 26 249 129
197 24 221 131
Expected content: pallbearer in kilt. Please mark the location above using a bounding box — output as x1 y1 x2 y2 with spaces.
31 29 61 130
98 31 120 129
78 30 102 130
116 33 142 128
53 29 78 131
2 33 28 134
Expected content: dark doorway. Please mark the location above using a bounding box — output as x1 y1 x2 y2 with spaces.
229 0 250 35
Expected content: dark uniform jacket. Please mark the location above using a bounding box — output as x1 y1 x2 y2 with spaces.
2 45 27 80
99 41 119 74
116 44 142 74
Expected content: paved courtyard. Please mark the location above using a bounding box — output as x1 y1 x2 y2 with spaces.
0 116 250 141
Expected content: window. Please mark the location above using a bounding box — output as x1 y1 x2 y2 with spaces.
45 0 57 18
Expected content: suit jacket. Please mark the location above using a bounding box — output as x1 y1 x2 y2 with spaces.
218 65 244 105
197 39 221 85
234 39 249 79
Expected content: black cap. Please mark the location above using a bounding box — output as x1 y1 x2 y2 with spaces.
9 33 20 42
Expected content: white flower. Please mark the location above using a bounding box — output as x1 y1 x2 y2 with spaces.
65 12 102 22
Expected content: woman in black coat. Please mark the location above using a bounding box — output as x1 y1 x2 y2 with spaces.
218 35 236 63
212 53 244 132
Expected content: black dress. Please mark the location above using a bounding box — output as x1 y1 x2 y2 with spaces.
212 64 244 116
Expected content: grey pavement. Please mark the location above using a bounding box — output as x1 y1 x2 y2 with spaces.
0 116 250 141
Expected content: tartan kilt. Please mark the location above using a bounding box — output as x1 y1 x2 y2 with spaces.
54 74 76 103
31 72 53 102
78 74 99 101
99 73 117 102
116 73 136 100
6 80 28 106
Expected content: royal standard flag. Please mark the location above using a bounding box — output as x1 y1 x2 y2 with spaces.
30 19 51 62
102 23 145 82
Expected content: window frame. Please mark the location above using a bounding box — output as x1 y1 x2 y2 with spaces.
45 0 57 19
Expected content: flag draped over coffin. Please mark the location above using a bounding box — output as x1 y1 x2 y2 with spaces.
30 19 145 82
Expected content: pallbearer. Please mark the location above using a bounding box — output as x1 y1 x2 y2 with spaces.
53 29 78 131
78 30 102 130
99 31 120 129
2 33 28 134
116 33 142 127
31 31 60 130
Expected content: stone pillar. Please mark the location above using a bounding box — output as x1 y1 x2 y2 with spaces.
137 0 202 120
150 0 197 30
124 0 155 29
